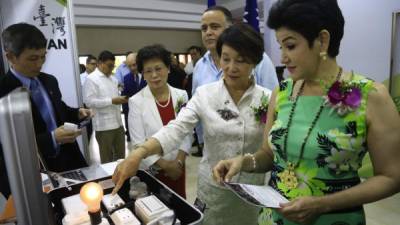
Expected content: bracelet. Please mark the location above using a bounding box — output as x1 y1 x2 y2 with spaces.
244 153 256 172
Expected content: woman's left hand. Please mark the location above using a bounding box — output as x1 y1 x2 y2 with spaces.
277 196 326 224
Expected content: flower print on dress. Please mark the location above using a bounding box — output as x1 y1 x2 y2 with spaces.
316 124 366 175
276 163 326 200
268 120 286 158
279 80 289 92
216 108 239 121
258 208 283 225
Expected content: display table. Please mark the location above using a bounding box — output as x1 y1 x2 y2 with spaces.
47 163 203 225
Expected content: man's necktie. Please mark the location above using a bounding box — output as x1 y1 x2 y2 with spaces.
134 75 140 89
30 78 57 133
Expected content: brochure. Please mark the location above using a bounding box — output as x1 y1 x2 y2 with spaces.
223 182 289 208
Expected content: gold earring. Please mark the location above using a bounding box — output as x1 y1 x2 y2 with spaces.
319 52 327 61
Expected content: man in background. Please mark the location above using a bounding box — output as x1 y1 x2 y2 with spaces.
184 45 202 76
114 51 132 85
121 52 146 148
0 23 90 197
168 54 187 89
80 55 97 142
183 45 203 98
80 54 97 86
191 6 279 157
83 50 127 163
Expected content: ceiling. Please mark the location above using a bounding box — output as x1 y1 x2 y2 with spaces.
73 0 265 31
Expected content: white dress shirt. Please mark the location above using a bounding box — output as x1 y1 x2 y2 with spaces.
80 71 89 86
83 68 123 131
184 61 194 75
128 85 192 168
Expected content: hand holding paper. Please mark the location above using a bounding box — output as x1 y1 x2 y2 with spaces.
223 182 289 208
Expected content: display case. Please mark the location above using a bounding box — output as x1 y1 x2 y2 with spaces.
48 170 203 225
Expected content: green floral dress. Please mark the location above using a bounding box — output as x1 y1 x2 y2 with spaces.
259 74 374 225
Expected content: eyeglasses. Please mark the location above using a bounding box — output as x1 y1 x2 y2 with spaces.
143 65 166 75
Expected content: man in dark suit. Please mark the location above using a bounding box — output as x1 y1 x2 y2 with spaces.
121 52 146 145
0 23 90 198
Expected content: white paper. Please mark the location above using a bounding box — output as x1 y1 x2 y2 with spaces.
223 182 289 208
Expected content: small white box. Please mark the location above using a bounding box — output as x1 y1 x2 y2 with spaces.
61 194 87 215
110 208 141 225
102 193 125 212
134 195 170 224
63 122 78 131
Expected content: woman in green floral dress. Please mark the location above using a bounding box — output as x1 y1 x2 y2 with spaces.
213 0 400 224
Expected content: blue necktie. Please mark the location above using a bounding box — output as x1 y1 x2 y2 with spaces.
30 79 58 133
134 75 140 89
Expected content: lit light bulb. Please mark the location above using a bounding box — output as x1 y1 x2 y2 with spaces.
80 182 104 225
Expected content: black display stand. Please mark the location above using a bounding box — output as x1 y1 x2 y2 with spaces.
48 170 203 225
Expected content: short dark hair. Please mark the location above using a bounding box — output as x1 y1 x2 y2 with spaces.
86 55 97 64
216 23 264 65
267 0 345 57
204 5 233 25
1 23 47 57
136 44 171 73
79 64 86 74
98 50 115 62
187 45 202 54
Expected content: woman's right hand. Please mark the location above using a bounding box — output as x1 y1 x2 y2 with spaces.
212 156 244 184
111 148 146 194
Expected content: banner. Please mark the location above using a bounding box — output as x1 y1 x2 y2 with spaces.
0 0 85 152
0 0 81 108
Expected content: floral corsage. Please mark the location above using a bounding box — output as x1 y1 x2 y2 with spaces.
174 96 187 114
323 80 361 116
251 92 270 124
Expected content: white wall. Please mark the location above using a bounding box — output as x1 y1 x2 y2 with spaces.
338 0 399 82
264 0 400 82
76 26 202 56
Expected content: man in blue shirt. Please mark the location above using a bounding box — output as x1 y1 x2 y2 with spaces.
114 51 132 85
191 6 279 156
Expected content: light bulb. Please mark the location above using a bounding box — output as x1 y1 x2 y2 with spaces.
80 182 103 213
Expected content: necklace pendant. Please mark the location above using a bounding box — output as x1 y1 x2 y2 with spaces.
278 162 299 189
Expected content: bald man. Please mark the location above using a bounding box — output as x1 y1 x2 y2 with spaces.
121 53 147 144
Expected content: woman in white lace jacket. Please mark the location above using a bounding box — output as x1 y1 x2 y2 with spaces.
113 24 273 225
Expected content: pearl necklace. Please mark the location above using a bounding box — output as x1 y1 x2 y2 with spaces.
155 90 171 108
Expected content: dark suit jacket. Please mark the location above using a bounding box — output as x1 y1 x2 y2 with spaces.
121 72 147 114
167 65 186 90
0 70 87 197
